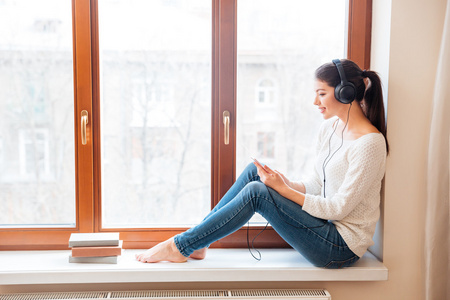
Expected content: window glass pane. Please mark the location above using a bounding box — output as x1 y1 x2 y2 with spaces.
99 0 211 228
237 0 346 189
0 0 75 227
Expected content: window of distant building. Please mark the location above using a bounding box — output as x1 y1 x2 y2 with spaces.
257 132 275 159
256 79 277 106
19 129 51 180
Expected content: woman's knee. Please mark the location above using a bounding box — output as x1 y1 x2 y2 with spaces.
243 162 258 175
246 180 265 189
243 181 269 200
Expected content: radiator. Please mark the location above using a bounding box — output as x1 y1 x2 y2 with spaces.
0 289 331 300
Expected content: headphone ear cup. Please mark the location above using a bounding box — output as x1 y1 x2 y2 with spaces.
335 82 356 104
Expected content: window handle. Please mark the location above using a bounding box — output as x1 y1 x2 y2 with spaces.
81 110 88 145
223 110 230 145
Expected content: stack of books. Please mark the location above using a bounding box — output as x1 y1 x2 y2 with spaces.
68 232 122 264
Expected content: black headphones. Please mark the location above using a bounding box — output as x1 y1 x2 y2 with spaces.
332 59 356 104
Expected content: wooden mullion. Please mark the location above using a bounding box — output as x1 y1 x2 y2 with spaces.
211 0 220 211
90 0 102 233
212 0 237 206
347 0 372 68
74 0 95 234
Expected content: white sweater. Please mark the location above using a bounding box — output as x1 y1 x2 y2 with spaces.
301 118 387 257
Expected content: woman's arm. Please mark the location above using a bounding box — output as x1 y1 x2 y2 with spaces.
276 182 306 207
280 175 307 194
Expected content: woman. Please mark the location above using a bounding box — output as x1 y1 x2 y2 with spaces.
136 59 388 268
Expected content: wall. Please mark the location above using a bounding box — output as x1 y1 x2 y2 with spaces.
320 0 447 298
1 0 447 299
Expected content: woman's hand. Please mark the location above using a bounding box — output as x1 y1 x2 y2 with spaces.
253 161 288 193
253 160 306 206
277 171 291 188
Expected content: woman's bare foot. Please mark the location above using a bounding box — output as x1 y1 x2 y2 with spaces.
135 238 187 263
189 248 207 260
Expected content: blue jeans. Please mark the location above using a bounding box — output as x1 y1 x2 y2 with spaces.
174 163 359 268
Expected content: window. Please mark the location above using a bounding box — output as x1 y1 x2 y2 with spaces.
0 0 76 230
0 0 373 249
26 82 48 120
257 132 275 160
98 0 212 228
256 79 277 106
19 129 51 179
33 19 62 33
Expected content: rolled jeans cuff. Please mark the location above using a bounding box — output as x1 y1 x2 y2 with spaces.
173 235 190 258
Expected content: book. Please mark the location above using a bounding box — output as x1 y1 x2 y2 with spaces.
69 255 119 264
68 232 120 247
71 240 123 257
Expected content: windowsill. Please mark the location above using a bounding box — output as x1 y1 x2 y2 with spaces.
0 249 388 285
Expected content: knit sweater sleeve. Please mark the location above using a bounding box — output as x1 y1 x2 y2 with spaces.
302 134 386 220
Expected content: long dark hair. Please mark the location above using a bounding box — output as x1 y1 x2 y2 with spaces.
315 59 389 154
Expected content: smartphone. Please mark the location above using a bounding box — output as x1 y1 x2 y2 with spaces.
251 157 263 167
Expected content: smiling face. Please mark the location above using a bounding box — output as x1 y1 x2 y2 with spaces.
314 80 348 119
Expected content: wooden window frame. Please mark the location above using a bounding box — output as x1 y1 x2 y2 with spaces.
0 0 372 250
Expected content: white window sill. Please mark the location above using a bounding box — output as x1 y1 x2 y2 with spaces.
0 249 388 285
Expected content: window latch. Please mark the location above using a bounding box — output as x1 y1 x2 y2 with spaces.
81 110 88 145
223 110 230 145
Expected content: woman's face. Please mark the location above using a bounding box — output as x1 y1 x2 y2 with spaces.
314 80 347 119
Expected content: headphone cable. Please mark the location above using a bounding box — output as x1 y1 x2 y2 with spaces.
322 103 352 198
247 221 269 261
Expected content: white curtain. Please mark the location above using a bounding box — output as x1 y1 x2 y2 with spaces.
425 0 450 299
